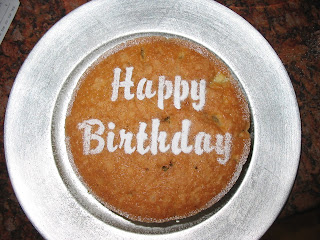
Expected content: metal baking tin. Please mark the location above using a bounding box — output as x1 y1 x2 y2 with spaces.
4 0 301 239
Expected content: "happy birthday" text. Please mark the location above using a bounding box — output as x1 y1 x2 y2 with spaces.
75 66 233 165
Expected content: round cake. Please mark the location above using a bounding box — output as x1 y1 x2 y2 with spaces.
65 36 251 222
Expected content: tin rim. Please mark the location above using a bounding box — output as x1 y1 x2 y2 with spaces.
52 31 253 233
5 0 301 239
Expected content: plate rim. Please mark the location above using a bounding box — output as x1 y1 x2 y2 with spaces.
4 0 301 239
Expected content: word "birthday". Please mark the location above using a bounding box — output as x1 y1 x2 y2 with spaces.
78 118 232 165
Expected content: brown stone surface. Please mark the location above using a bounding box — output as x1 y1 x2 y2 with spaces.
0 0 319 239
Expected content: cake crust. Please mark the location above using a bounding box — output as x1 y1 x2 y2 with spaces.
65 36 251 222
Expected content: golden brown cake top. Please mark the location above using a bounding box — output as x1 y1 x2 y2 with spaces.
65 36 251 222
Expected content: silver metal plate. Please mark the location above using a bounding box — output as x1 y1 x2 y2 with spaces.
5 0 301 239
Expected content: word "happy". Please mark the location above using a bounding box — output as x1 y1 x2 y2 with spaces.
111 67 206 111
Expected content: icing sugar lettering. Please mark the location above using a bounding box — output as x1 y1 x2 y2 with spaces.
111 67 206 111
78 118 232 165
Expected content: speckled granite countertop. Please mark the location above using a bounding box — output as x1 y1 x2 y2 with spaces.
0 0 319 239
